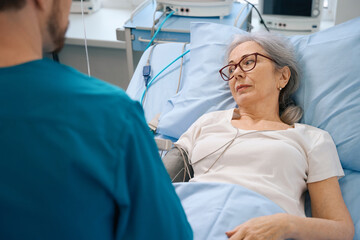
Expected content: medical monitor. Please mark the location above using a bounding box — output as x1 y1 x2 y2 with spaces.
258 0 323 33
156 0 233 18
70 0 101 14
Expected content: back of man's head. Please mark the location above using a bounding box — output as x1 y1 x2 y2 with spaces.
0 0 71 66
0 0 26 11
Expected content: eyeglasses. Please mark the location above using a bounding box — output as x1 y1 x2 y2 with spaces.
219 52 276 81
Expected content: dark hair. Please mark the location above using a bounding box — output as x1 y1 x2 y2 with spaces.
0 0 26 11
227 32 303 125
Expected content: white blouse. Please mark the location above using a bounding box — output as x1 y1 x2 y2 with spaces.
175 108 344 216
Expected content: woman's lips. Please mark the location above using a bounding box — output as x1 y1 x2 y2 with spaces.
236 84 252 92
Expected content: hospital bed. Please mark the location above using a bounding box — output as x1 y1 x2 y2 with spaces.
126 17 360 239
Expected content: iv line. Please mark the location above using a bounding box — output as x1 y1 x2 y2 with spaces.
140 49 190 105
145 10 176 50
80 0 91 77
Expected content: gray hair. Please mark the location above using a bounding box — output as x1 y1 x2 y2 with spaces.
227 32 303 125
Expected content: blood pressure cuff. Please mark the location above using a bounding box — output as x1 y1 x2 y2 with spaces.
162 147 193 182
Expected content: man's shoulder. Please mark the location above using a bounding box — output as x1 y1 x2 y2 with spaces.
41 59 135 107
45 59 122 92
3 59 144 130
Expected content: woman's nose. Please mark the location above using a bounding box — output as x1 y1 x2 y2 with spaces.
233 65 245 79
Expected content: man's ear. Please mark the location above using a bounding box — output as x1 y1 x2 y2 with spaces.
32 0 48 11
278 66 291 89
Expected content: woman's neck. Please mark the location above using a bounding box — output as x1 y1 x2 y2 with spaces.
235 103 281 122
232 108 291 130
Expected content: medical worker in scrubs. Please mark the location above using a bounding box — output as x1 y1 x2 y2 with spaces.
0 0 193 239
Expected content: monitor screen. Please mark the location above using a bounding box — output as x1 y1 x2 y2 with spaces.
263 0 313 17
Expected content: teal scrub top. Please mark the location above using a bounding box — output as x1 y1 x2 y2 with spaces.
0 59 193 240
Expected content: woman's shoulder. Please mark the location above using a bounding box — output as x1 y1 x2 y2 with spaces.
195 108 234 124
183 108 234 134
176 108 234 147
294 123 334 143
295 123 330 134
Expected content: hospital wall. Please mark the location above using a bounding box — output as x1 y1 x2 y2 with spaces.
58 45 142 90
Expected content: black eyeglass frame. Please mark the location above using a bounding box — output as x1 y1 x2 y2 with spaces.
219 52 276 81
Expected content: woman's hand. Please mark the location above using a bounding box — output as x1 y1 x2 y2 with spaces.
226 213 290 240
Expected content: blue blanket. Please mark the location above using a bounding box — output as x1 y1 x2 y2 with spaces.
174 182 285 240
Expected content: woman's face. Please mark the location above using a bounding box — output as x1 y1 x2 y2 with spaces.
228 41 286 108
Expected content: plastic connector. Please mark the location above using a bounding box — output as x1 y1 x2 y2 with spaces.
143 65 151 87
156 3 163 11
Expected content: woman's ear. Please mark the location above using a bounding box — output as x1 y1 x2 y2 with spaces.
278 66 291 89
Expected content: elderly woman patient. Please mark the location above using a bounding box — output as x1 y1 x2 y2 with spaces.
163 32 354 240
